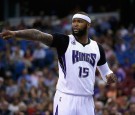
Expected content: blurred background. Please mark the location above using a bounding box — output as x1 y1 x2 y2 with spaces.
0 0 135 115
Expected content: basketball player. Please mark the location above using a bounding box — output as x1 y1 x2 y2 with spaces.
0 12 117 115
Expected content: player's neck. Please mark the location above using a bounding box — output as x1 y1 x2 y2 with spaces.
75 35 89 44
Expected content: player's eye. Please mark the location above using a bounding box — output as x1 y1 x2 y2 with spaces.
78 19 84 23
78 20 82 23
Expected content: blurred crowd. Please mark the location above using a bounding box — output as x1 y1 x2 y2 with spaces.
0 13 135 115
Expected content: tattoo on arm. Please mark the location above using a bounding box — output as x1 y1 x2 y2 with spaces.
15 29 53 46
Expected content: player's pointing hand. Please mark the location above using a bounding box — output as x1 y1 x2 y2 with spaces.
0 30 16 39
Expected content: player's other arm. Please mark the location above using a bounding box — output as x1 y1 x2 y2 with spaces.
0 29 53 46
97 44 117 84
97 63 117 84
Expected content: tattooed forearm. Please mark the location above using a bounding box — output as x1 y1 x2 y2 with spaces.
15 29 53 46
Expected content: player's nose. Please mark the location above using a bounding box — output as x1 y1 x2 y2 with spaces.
72 22 79 28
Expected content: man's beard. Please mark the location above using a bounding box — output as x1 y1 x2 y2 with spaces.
72 26 87 37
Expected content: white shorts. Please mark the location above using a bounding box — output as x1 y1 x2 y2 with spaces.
53 90 95 115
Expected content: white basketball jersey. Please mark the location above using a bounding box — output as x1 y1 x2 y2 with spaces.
56 35 100 96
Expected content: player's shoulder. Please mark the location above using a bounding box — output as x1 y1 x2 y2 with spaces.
89 38 98 45
89 38 101 46
89 38 104 51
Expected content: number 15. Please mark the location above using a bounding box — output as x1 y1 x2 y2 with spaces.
79 67 89 78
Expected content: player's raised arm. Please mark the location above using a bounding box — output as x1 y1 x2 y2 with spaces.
0 29 53 46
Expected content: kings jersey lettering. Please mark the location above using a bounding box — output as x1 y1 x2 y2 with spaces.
72 50 96 67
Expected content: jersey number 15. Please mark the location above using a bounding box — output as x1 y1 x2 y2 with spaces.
79 67 89 78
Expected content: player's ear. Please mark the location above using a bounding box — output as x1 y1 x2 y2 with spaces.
87 23 91 28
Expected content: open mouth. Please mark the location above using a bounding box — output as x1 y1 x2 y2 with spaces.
73 29 79 32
